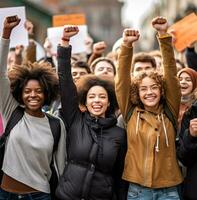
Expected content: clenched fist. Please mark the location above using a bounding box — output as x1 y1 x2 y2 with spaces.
152 16 168 36
122 29 140 48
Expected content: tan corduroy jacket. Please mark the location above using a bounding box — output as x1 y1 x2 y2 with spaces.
115 34 183 188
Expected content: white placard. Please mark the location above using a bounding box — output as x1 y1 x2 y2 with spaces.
0 6 28 47
47 25 88 54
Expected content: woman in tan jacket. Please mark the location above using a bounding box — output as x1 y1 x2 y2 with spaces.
115 16 182 199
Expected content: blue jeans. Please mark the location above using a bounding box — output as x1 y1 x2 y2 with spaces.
127 183 180 200
0 188 51 200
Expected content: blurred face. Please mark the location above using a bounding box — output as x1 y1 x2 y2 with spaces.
22 80 45 117
139 77 161 110
94 61 115 78
179 72 193 96
133 62 154 77
86 85 109 118
71 67 88 83
7 51 16 70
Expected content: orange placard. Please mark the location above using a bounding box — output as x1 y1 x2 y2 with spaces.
168 13 197 52
53 13 86 27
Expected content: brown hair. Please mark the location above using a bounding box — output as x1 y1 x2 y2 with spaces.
76 74 118 116
90 57 116 75
132 52 156 72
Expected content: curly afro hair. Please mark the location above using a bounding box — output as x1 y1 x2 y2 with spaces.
75 74 118 116
130 71 165 106
8 62 59 106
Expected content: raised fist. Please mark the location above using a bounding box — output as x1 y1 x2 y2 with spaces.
4 15 21 30
93 41 107 55
62 26 79 39
122 29 140 48
3 15 21 39
152 16 168 35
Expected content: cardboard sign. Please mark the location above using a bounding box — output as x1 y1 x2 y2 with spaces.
53 13 86 27
47 25 88 54
0 6 28 47
168 13 197 52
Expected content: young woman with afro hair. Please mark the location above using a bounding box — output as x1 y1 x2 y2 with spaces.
0 16 66 200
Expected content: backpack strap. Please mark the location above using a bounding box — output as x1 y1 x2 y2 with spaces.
125 105 135 124
2 106 24 140
163 103 177 134
45 113 61 153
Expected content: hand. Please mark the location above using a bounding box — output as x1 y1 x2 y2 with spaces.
15 45 24 56
62 26 79 39
43 38 53 56
24 20 34 35
3 15 21 39
189 118 197 137
93 41 107 55
85 35 93 54
122 29 140 48
152 16 168 35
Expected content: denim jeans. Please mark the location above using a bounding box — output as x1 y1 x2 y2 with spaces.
127 183 180 200
0 188 51 200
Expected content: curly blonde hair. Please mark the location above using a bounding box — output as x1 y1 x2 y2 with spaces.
130 71 165 106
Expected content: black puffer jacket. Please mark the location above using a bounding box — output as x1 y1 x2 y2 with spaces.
177 101 197 200
56 45 127 200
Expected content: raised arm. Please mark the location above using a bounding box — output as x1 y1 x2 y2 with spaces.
0 16 21 121
115 29 140 120
57 26 80 128
152 17 181 120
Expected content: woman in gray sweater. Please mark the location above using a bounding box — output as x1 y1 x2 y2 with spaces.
0 16 66 200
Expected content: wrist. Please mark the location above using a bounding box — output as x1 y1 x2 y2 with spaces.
122 42 133 48
158 31 168 37
2 28 12 39
61 37 70 42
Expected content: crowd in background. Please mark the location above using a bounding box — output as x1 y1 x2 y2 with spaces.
0 12 197 200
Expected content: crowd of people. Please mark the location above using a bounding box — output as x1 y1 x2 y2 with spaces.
0 13 197 200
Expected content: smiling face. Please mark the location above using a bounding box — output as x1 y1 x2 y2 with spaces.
86 85 109 118
179 72 193 97
139 77 161 110
22 79 45 117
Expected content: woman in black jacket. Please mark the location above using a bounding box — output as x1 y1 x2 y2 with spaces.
56 26 127 200
177 100 197 200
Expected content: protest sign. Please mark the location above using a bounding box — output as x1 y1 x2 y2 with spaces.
47 25 88 54
0 6 28 47
168 13 197 52
53 13 86 27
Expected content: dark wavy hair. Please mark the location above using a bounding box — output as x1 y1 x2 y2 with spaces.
8 62 59 106
130 71 165 106
76 74 118 116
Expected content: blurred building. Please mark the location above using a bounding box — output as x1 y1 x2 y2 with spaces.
138 0 197 51
0 0 123 51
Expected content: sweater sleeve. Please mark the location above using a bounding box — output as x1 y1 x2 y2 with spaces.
0 38 18 126
158 35 181 120
115 45 134 121
57 45 80 129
